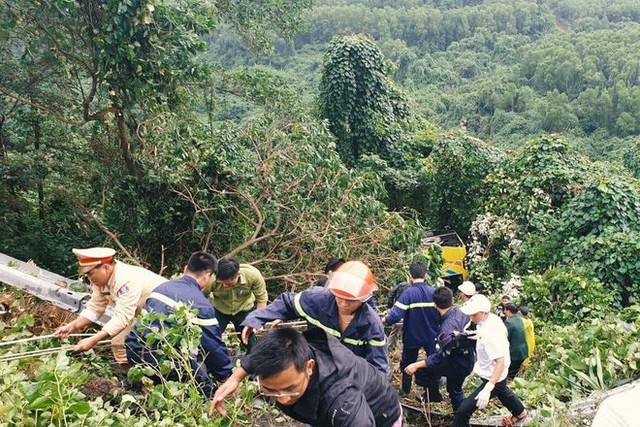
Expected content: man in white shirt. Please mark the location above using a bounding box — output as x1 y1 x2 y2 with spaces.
452 294 527 427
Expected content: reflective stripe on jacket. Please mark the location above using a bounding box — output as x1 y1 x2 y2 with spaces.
125 275 232 394
242 287 389 374
384 281 439 350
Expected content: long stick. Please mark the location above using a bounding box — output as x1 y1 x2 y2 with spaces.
0 333 96 347
0 340 111 362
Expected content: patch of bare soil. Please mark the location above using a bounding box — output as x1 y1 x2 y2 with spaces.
1 289 75 335
81 377 121 400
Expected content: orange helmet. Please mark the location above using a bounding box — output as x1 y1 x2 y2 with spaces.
327 260 377 301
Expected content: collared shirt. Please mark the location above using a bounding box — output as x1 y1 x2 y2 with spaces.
473 313 511 382
505 314 529 361
242 287 389 374
384 281 439 350
241 329 400 427
208 264 268 315
80 261 167 337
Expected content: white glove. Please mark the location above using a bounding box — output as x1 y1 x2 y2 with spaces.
475 382 494 409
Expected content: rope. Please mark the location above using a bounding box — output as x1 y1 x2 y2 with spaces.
221 320 308 337
0 340 111 362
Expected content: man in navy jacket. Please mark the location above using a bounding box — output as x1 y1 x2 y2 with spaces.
240 261 389 375
404 286 476 409
126 251 232 397
210 328 402 427
383 261 440 398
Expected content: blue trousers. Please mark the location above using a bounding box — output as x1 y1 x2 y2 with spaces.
424 356 472 410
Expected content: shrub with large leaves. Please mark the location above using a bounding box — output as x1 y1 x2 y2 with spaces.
559 229 640 306
520 268 613 325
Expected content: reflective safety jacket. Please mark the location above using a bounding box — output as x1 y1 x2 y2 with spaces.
242 287 389 374
241 328 401 427
125 275 232 397
384 281 439 351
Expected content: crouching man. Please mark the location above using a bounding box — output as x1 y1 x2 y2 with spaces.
210 327 402 427
126 251 232 397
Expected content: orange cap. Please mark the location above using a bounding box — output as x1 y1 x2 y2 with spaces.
327 260 377 301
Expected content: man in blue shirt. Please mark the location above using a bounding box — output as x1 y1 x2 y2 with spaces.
383 261 440 399
126 251 232 397
404 286 476 409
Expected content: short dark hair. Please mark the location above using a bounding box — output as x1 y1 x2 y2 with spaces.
501 294 512 300
409 261 427 280
433 286 453 309
505 303 518 314
249 328 312 378
217 257 240 280
324 257 345 274
474 282 484 293
519 306 529 316
186 251 217 275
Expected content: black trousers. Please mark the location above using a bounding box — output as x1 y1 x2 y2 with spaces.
215 309 257 352
507 359 524 380
451 378 525 427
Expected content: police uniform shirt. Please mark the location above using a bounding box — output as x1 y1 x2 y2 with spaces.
80 261 167 337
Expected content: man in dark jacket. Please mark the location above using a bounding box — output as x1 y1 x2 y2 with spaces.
404 287 475 410
504 303 528 380
383 261 440 398
210 328 402 427
126 251 232 397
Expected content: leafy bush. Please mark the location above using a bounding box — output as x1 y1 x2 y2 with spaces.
559 229 640 307
520 268 613 325
524 308 640 400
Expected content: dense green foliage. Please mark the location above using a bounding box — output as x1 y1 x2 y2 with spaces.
0 0 422 285
468 136 640 305
211 0 640 156
319 34 410 167
2 1 640 426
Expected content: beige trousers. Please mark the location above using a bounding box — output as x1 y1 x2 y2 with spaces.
110 320 135 364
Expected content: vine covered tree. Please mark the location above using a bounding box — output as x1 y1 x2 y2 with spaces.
318 34 410 167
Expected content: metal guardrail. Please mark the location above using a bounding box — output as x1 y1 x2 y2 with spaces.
0 252 111 325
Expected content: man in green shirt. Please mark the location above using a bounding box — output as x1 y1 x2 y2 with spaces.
504 303 528 380
208 256 268 351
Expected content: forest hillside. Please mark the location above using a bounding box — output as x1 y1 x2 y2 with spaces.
1 0 639 426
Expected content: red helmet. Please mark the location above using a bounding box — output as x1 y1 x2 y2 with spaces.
327 260 377 301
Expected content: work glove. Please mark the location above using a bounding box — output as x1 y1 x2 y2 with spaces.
475 382 494 409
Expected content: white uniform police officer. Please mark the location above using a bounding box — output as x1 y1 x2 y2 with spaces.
54 247 167 367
